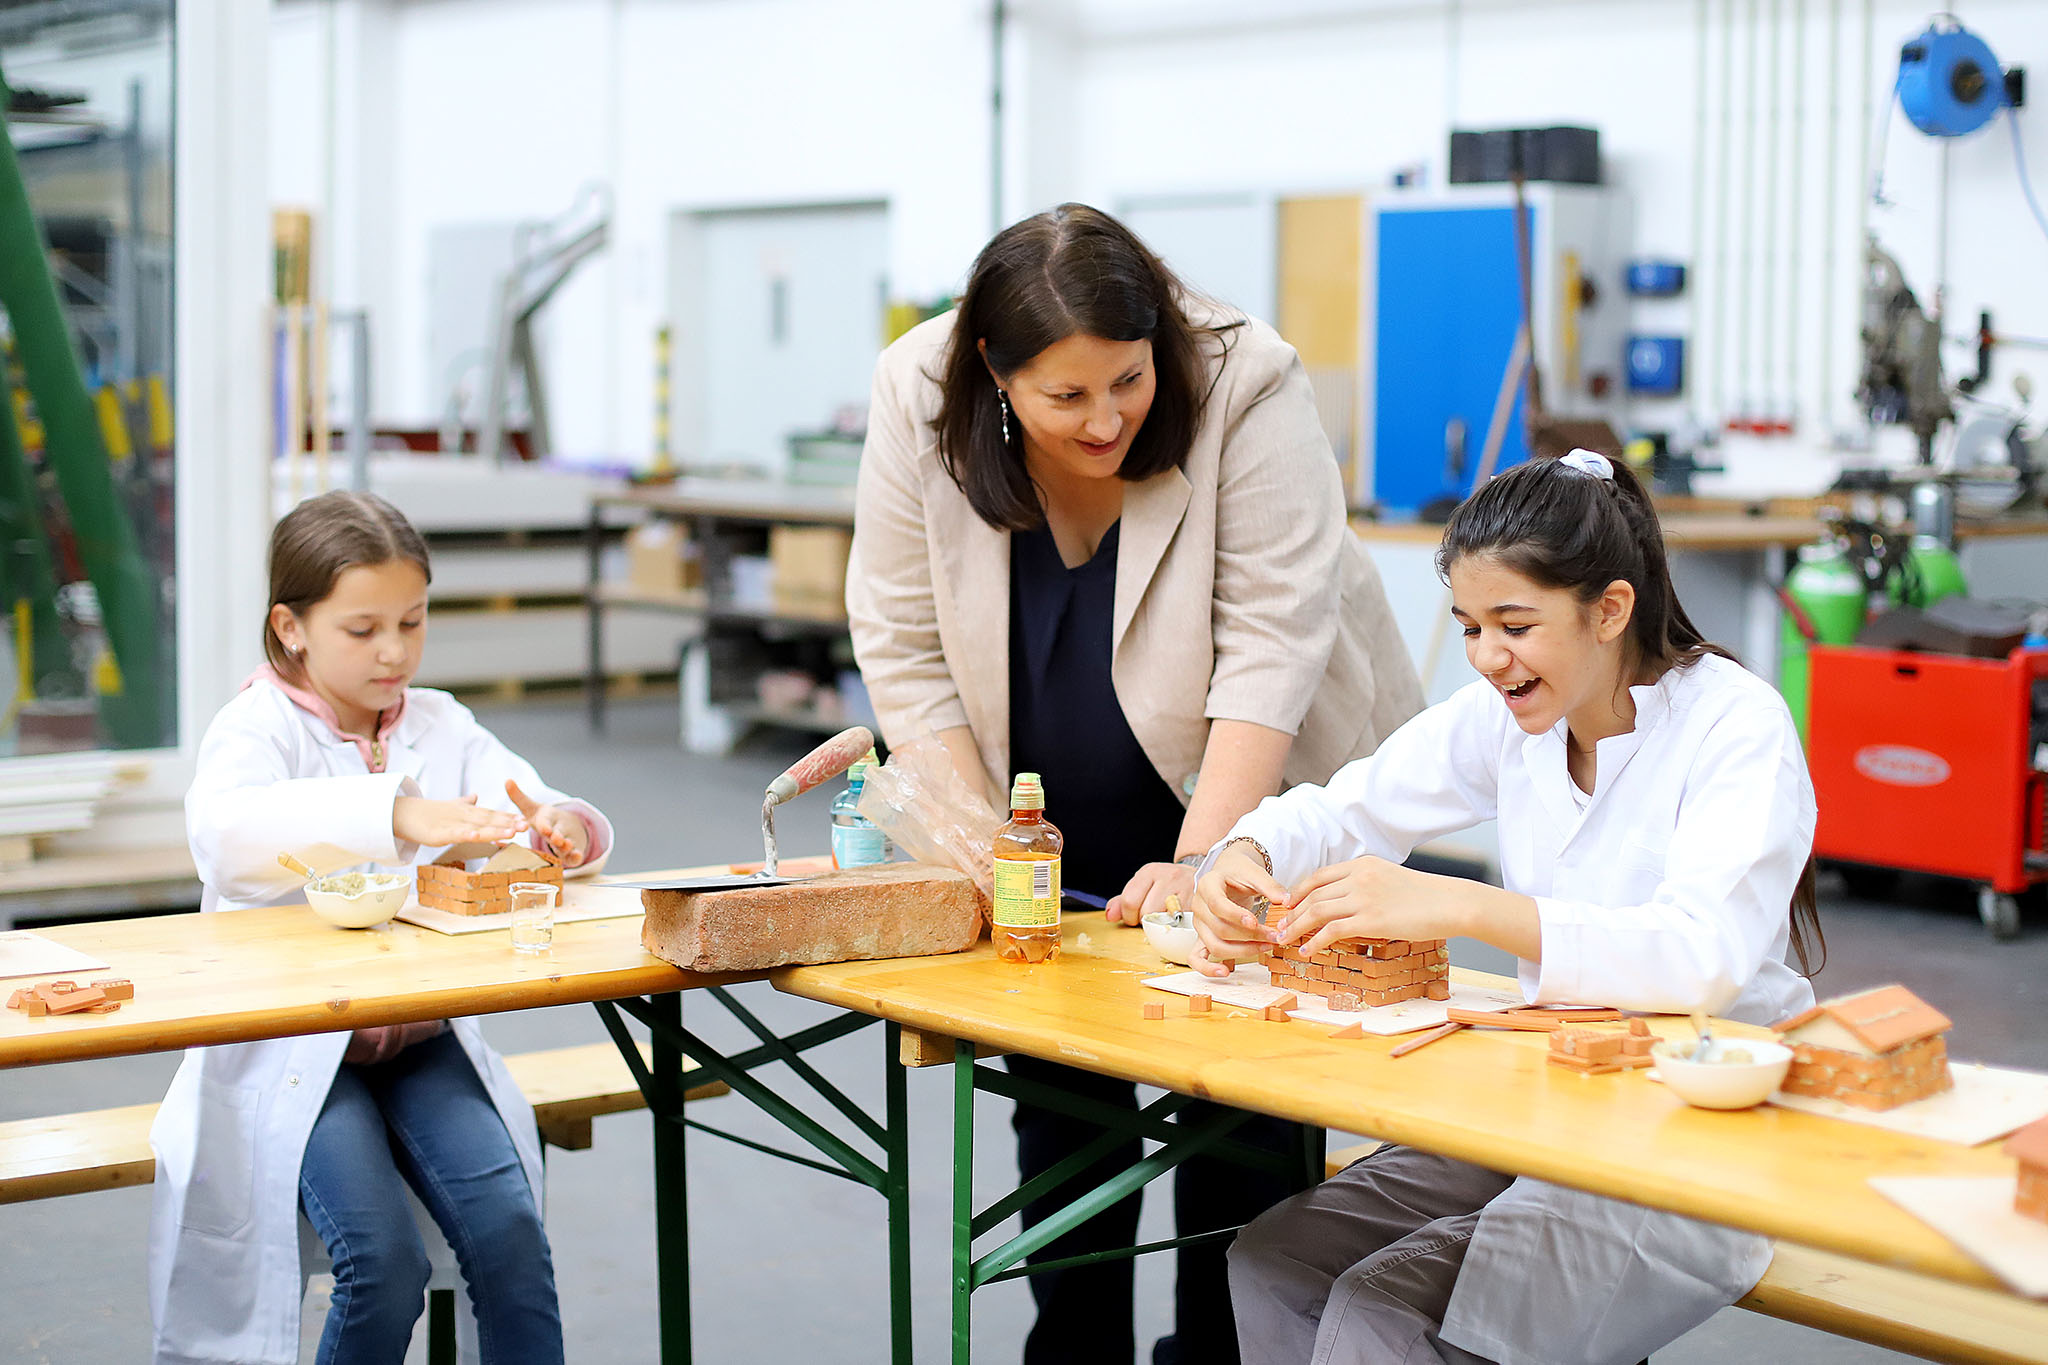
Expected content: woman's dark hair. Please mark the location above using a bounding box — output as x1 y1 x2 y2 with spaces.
934 203 1235 530
265 491 432 679
1435 453 1825 975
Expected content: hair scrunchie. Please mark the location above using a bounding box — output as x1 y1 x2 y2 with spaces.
1558 448 1615 481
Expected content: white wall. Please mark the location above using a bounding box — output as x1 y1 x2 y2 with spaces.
272 0 2048 483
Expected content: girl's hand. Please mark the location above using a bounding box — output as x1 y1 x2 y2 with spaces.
1188 845 1288 978
1275 857 1448 958
1105 861 1195 926
506 779 591 865
394 795 527 849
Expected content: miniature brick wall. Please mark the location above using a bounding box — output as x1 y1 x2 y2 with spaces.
415 861 562 917
1264 938 1450 1010
1780 1036 1952 1111
1548 1020 1656 1074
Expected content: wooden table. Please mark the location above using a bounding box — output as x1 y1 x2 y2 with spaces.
774 918 2031 1363
3 882 913 1365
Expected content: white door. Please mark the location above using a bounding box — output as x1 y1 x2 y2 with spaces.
1117 194 1277 325
675 202 889 476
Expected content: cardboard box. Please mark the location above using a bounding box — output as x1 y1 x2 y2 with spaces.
625 521 700 595
770 526 852 607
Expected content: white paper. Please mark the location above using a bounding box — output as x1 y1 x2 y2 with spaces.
395 883 645 936
1142 964 1525 1036
1768 1063 2048 1147
0 930 109 982
1869 1175 2048 1298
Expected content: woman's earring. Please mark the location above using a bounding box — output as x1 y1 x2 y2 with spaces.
996 387 1012 445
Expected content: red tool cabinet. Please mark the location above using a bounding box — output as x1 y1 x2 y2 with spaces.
1807 644 2048 938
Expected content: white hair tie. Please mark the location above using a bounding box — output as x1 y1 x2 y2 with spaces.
1558 449 1614 481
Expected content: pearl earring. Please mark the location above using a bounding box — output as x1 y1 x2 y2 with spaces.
996 387 1012 445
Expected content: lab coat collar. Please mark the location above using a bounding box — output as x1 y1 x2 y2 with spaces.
244 666 411 772
1521 664 1684 830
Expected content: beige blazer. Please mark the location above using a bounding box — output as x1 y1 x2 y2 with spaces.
846 304 1423 806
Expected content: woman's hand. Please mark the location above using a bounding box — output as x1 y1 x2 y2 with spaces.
1105 861 1195 926
1188 845 1288 978
506 779 592 866
1274 857 1450 958
394 795 527 849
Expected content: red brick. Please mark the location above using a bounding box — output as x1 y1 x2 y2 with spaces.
90 979 135 1001
640 863 981 972
1142 1002 1165 1021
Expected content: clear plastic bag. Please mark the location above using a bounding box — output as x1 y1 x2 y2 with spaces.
856 737 1000 917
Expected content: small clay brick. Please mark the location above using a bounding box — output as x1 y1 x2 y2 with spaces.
1142 1002 1165 1021
91 979 135 1001
1424 980 1451 1001
1264 1005 1291 1022
86 1001 121 1013
1189 994 1212 1015
1327 987 1363 1012
19 993 47 1016
38 984 107 1015
1628 1017 1651 1036
1328 1021 1364 1039
6 988 30 1010
1270 992 1298 1011
45 980 77 994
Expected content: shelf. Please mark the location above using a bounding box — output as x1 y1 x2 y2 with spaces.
594 582 847 631
720 704 858 736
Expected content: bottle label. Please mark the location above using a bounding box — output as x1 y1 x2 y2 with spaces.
832 823 888 869
993 856 1060 928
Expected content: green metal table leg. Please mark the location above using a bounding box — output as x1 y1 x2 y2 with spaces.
884 1023 912 1365
648 992 690 1365
952 1037 976 1365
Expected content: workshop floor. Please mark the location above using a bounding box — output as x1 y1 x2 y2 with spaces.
4 693 2043 1364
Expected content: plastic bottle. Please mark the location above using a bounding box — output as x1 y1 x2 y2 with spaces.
830 749 893 869
1779 540 1868 744
992 772 1063 964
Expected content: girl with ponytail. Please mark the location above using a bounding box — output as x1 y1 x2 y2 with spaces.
1192 451 1823 1365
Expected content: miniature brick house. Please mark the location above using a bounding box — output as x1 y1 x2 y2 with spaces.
1265 938 1450 1010
2007 1116 2048 1224
416 844 561 917
1774 984 1953 1111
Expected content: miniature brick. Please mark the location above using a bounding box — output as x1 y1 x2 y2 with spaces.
6 988 29 1010
86 1001 121 1014
37 984 107 1015
45 980 77 993
20 994 47 1016
1327 988 1363 1012
1329 1021 1364 1039
1264 1005 1291 1022
90 979 135 1001
1425 980 1451 1001
1142 1002 1165 1021
1189 994 1212 1014
1270 992 1298 1011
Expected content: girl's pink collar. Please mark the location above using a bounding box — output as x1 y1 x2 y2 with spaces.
245 665 407 770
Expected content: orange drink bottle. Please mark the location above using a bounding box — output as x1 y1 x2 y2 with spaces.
992 772 1063 963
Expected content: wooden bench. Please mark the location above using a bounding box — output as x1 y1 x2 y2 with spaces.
0 1041 724 1205
1324 1143 2048 1365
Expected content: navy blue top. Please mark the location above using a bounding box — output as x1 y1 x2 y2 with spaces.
1008 521 1188 901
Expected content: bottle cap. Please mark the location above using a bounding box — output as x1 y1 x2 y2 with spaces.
1009 772 1045 810
848 747 879 786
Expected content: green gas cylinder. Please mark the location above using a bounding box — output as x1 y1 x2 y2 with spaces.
1780 541 1867 744
1889 535 1968 608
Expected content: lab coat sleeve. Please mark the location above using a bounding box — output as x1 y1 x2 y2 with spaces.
1204 339 1348 735
845 341 971 744
1214 682 1502 885
448 700 615 876
185 702 421 905
1533 704 1815 1015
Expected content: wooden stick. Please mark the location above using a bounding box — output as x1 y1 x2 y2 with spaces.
1389 1021 1465 1058
1446 1008 1582 1032
1505 1007 1626 1023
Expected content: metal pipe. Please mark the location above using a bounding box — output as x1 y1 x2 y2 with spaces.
990 0 1007 233
1787 0 1807 427
1716 0 1737 419
1819 0 1842 432
1690 0 1710 424
1762 0 1780 417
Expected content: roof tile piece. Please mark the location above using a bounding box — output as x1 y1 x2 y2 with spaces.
1775 984 1951 1054
2007 1116 2048 1170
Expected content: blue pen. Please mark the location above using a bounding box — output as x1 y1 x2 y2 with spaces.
1062 889 1109 911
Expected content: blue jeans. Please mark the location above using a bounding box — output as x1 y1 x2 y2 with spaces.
298 1030 564 1365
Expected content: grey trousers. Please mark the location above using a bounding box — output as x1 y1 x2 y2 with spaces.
1228 1145 1511 1365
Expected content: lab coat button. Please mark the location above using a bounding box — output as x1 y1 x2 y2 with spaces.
287 1075 299 1088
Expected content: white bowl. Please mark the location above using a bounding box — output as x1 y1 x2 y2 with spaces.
1140 911 1201 966
303 872 412 929
1653 1038 1793 1110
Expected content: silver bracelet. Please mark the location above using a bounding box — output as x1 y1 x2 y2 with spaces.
1221 836 1273 874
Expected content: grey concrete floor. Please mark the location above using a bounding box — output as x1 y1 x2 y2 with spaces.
3 692 2044 1363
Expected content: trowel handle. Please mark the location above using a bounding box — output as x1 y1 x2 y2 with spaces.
764 726 874 806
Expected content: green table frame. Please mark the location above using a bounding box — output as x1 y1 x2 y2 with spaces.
591 987 912 1365
942 1038 1326 1364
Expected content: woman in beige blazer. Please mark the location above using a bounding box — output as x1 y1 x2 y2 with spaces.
847 204 1422 1365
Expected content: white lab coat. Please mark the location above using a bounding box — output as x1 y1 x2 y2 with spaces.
149 678 614 1365
1225 652 1817 1365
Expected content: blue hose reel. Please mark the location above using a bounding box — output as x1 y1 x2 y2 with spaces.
1897 19 2008 137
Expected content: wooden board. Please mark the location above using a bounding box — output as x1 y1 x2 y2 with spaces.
398 882 646 935
1871 1177 2048 1299
1741 1241 2048 1365
0 930 108 982
773 917 2021 1292
1769 1065 2048 1147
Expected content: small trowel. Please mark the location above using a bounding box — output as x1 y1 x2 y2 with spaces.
611 725 876 894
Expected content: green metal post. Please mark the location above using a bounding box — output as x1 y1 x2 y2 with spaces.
884 1023 912 1365
0 379 67 696
649 992 691 1365
952 1039 976 1365
0 65 161 747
